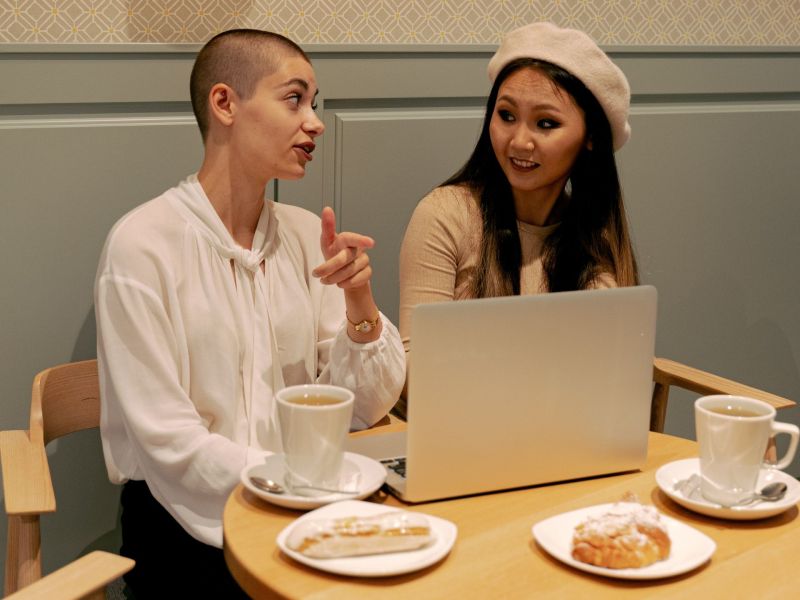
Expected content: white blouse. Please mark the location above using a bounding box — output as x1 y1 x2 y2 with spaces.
95 175 404 547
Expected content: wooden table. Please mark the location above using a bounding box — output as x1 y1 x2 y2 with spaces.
223 428 800 599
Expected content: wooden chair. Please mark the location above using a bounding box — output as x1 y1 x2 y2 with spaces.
0 359 133 596
4 551 133 600
650 357 795 432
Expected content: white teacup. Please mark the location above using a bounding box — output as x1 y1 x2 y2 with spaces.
276 384 354 495
695 395 799 506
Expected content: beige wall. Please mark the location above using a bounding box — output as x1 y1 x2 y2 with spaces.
2 0 799 45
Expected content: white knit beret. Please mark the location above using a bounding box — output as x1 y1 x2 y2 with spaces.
487 22 631 151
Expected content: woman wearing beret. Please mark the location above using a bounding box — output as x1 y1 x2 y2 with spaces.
397 22 639 415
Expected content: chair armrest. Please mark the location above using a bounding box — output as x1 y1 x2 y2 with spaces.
653 358 795 410
0 430 56 515
4 551 134 600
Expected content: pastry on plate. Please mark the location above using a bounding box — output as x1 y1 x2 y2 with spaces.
571 500 671 569
286 511 434 558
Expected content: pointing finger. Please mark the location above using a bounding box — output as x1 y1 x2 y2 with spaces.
320 206 337 249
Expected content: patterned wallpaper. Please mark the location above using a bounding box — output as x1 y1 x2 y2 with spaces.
1 0 798 45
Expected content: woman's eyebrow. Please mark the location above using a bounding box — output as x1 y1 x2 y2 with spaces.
281 78 320 98
497 95 561 112
281 77 309 90
496 94 518 106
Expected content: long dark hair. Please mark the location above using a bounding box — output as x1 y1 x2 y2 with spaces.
444 58 638 297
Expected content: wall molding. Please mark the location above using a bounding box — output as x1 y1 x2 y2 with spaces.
3 42 800 54
3 47 799 110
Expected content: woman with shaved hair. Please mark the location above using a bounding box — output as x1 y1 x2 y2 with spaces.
95 29 404 596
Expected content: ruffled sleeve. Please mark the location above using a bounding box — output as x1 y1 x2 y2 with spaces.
324 312 405 429
272 201 405 430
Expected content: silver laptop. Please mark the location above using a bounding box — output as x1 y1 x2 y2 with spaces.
346 285 657 503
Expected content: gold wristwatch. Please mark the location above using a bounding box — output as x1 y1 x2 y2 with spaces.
346 312 380 333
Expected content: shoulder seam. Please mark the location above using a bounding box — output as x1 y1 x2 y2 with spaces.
96 273 163 304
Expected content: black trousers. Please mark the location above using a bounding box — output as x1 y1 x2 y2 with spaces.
120 480 250 599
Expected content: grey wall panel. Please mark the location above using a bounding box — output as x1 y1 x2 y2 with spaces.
1 116 202 415
617 52 800 95
1 53 195 104
311 53 491 99
0 116 202 580
619 102 800 451
325 108 483 322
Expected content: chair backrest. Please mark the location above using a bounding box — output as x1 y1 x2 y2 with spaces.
30 359 100 446
3 359 107 596
649 357 795 433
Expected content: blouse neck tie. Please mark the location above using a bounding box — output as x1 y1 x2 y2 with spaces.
217 246 264 273
170 175 286 453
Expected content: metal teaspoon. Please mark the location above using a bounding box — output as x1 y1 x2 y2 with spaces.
249 476 357 495
732 481 788 507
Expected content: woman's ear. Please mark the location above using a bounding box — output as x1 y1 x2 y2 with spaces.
585 135 593 151
208 83 237 128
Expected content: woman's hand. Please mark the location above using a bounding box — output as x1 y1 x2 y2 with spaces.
313 207 382 342
312 206 374 289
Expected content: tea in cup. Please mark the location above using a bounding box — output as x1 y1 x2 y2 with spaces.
276 384 354 494
695 395 799 506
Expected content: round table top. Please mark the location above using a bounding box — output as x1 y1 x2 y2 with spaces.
224 431 800 599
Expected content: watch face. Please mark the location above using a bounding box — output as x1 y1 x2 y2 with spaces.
348 314 379 333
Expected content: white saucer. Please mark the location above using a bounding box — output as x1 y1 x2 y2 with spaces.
241 452 386 510
532 503 715 580
655 458 800 520
277 500 458 577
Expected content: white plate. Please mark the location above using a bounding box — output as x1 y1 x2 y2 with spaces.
241 452 386 510
276 500 457 577
532 503 715 580
655 458 800 520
